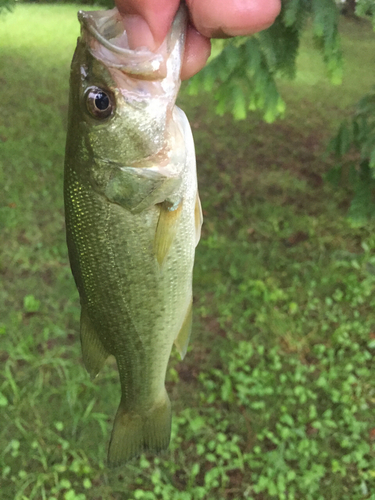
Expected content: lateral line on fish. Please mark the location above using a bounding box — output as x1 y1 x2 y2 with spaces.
103 204 146 348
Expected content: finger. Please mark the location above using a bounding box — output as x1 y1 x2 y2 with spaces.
115 0 180 47
181 26 211 80
114 0 211 79
186 0 282 38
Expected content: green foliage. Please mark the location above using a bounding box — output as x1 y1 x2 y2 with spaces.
356 0 375 28
189 0 342 122
199 335 374 499
311 0 343 83
327 1 375 222
188 37 287 123
23 295 41 313
0 0 14 14
328 87 375 222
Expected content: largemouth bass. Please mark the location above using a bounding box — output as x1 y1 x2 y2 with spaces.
64 4 202 466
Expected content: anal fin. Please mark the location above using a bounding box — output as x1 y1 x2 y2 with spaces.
80 305 109 379
154 199 183 266
174 299 192 360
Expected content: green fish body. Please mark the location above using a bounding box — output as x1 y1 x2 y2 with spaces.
64 5 202 466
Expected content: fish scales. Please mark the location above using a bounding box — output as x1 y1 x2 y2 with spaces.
64 3 202 466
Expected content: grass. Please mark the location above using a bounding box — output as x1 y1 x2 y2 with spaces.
1 4 375 500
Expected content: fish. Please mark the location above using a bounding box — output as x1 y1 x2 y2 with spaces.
64 3 202 467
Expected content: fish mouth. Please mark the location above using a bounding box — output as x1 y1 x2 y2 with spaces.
78 5 187 80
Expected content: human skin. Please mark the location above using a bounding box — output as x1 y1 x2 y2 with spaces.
114 0 282 79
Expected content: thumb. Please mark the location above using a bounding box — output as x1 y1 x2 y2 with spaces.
115 0 180 49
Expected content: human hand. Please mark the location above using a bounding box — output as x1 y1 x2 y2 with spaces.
114 0 281 80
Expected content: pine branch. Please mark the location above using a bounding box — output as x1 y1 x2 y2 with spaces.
188 0 342 121
328 87 375 222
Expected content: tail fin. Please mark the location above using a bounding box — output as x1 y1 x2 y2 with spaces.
107 391 172 467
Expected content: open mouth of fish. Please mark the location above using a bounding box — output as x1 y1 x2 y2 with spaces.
78 7 187 80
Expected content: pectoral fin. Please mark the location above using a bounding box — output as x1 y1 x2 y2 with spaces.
80 306 109 379
174 299 192 360
194 192 203 247
154 200 183 266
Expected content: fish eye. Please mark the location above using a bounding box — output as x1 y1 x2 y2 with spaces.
85 86 114 119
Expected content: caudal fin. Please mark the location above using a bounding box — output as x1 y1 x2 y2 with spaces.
107 391 172 467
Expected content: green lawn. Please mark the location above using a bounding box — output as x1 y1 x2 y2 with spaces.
1 5 375 500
